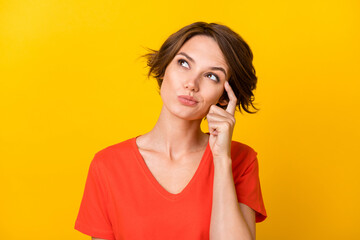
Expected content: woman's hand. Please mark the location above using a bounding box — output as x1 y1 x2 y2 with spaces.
207 81 237 162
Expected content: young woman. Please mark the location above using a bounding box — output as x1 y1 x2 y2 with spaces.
75 22 267 240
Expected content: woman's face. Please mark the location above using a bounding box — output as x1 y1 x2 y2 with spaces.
160 35 229 120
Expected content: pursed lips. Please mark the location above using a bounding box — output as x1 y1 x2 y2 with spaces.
177 95 199 106
178 95 198 102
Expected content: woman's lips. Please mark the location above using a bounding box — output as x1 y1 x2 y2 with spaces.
178 95 198 106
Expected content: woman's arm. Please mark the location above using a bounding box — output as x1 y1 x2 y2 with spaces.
239 202 256 239
209 160 255 240
207 82 256 240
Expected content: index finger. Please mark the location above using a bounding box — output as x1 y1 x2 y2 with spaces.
224 81 237 115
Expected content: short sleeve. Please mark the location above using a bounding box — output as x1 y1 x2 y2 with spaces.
74 153 115 240
233 150 267 223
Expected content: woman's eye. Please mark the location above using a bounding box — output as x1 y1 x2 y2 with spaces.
178 59 190 69
206 73 219 82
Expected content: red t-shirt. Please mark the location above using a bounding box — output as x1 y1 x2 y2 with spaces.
74 136 267 239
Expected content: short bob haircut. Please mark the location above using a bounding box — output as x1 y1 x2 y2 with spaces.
143 21 259 114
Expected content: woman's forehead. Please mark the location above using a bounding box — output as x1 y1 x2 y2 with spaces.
176 35 229 71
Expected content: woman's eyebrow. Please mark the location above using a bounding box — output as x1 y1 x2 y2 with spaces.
210 67 227 77
176 52 227 77
177 52 195 63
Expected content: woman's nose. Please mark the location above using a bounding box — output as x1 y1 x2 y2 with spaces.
184 74 199 92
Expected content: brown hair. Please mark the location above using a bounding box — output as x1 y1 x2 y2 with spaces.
143 21 259 114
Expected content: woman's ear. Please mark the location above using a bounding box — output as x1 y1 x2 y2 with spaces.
217 98 229 106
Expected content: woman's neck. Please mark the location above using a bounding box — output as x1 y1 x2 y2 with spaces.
140 106 209 158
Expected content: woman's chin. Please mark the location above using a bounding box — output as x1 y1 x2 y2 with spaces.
162 103 207 121
172 110 206 121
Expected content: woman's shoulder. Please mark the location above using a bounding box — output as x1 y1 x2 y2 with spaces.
230 140 258 166
231 140 257 155
91 136 138 164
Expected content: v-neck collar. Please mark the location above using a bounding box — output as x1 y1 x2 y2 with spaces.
132 135 211 201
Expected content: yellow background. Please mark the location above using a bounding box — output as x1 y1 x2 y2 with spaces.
1 0 359 239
